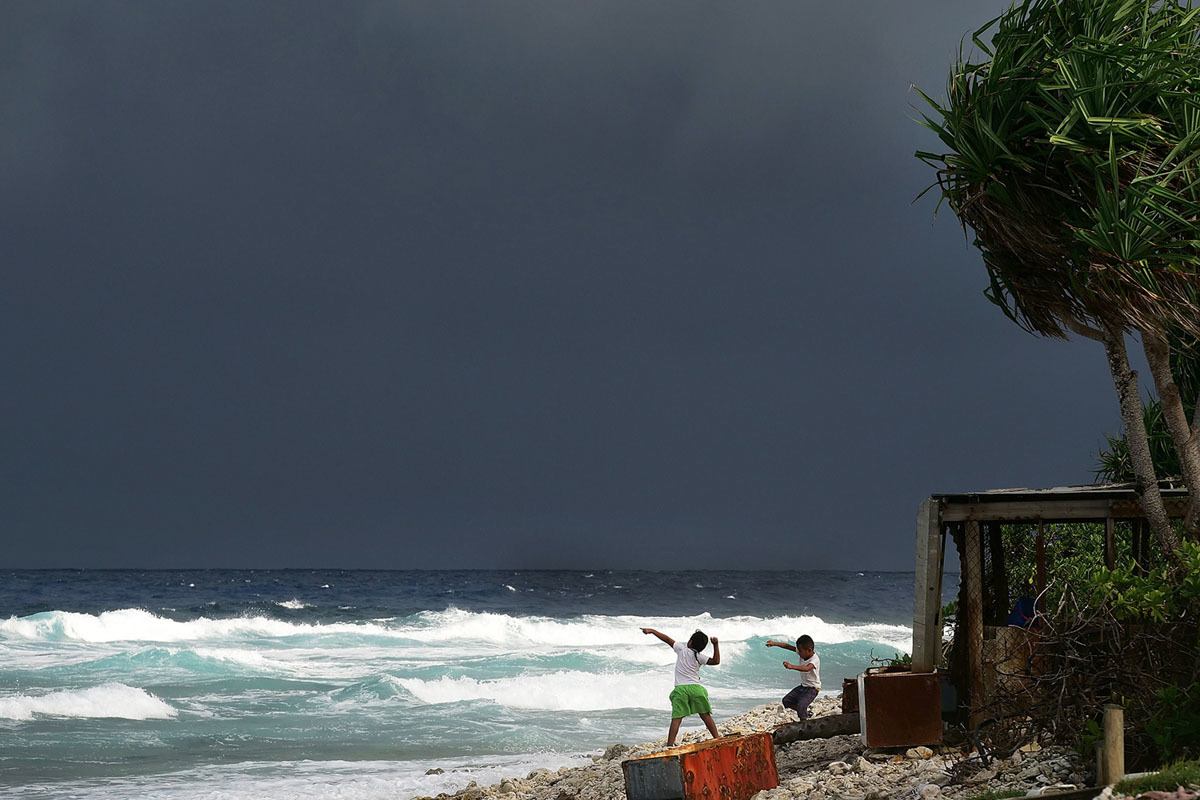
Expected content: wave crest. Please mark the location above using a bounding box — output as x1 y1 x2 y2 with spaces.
394 669 670 711
0 609 377 643
400 609 912 653
0 683 177 721
0 607 911 654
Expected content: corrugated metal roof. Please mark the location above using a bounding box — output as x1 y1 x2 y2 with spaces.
932 480 1188 504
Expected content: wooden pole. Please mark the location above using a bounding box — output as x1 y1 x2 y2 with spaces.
965 520 984 727
1035 521 1047 613
1101 704 1125 785
987 522 1006 625
1105 516 1115 570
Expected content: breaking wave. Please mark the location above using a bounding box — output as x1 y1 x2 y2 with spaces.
0 683 177 721
0 608 911 654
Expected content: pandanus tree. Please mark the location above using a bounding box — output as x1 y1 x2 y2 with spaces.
1097 341 1200 483
917 0 1200 558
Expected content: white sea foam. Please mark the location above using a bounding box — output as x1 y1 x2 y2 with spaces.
276 599 310 610
0 608 911 654
0 609 382 643
395 669 670 710
192 647 280 669
398 609 912 654
0 683 176 721
7 755 594 800
394 663 771 712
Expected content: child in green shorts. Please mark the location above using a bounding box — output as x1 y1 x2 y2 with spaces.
640 627 721 746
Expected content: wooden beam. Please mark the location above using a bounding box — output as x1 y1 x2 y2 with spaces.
941 498 1187 522
912 498 943 673
940 499 1109 521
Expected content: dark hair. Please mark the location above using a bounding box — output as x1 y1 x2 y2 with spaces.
688 630 709 653
797 635 814 651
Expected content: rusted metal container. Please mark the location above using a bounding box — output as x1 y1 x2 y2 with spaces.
857 668 943 748
621 732 778 800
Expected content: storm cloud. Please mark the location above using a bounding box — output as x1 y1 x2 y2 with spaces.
2 2 1117 569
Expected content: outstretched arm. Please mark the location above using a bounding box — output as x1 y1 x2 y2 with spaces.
765 640 797 652
641 628 675 647
707 636 720 666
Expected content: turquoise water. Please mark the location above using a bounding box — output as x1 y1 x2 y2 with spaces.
0 570 956 799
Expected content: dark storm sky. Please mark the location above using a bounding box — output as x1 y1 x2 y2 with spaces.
2 2 1122 570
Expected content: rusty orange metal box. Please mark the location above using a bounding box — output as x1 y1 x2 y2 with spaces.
857 669 943 748
621 732 778 800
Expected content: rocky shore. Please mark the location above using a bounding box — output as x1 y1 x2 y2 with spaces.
413 695 1099 800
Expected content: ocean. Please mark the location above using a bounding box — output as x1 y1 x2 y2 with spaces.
0 569 958 799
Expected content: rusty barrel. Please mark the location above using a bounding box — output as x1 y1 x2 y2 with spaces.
621 732 778 800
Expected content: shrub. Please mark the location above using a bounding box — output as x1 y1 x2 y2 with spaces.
979 531 1200 768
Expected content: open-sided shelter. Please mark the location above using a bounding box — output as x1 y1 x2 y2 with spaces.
909 482 1188 725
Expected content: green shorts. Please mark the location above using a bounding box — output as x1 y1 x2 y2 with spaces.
669 684 712 718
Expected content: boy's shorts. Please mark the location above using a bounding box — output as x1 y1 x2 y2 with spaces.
669 684 712 718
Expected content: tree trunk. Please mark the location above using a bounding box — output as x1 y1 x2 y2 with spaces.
1102 325 1182 557
1142 333 1200 538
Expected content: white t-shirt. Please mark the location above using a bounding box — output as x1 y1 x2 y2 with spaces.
795 653 821 690
672 640 710 685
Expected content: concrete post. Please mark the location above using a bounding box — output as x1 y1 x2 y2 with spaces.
912 498 942 673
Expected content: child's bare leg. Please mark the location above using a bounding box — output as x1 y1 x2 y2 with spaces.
699 713 719 739
667 717 683 746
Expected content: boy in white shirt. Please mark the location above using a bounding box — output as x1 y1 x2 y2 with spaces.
765 634 821 719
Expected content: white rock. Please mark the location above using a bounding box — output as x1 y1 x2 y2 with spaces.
929 773 953 788
969 768 997 784
429 703 1094 800
1030 783 1077 795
